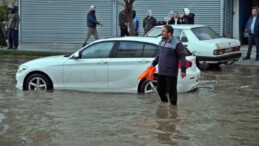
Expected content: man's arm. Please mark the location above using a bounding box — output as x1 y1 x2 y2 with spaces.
151 45 160 67
246 16 251 30
143 18 145 28
15 14 19 29
119 12 127 26
176 43 186 77
152 55 159 67
153 18 157 26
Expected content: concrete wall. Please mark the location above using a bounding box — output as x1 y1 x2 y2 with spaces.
233 0 239 39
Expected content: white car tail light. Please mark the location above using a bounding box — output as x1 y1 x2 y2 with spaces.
178 60 192 69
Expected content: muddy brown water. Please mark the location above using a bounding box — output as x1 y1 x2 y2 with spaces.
0 58 259 146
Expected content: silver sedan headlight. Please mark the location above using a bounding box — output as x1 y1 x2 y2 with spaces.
17 66 28 73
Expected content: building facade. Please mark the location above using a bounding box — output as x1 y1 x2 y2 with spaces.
16 0 256 46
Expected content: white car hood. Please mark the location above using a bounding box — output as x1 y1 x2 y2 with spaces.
201 38 240 49
21 55 68 67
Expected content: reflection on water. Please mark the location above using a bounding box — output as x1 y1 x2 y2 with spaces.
0 59 259 146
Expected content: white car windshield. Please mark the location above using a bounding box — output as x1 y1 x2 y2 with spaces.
146 28 183 39
191 27 221 40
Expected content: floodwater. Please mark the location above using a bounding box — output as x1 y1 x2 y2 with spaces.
0 58 259 146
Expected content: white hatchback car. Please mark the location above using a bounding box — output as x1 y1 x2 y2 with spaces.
145 24 241 66
16 37 201 93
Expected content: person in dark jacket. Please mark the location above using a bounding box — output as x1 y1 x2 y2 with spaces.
181 8 195 24
82 5 102 47
7 6 19 49
168 11 182 25
0 22 7 47
143 10 157 35
119 5 129 37
243 7 259 61
151 25 186 106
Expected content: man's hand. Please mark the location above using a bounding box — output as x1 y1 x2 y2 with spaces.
181 72 186 78
150 64 155 68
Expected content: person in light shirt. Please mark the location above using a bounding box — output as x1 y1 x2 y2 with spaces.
243 7 259 61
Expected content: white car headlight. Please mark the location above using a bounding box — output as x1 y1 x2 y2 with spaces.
17 66 28 73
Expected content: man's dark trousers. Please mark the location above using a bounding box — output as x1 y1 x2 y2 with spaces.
120 28 129 37
8 28 18 49
157 75 178 105
246 34 259 60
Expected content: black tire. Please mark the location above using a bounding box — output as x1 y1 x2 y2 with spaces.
24 73 52 91
140 76 158 94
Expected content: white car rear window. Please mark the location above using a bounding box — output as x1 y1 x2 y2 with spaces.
191 27 221 40
146 28 182 39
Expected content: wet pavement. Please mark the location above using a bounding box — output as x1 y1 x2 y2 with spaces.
0 58 259 146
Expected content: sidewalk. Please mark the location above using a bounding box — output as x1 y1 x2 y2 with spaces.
0 43 259 66
235 45 259 66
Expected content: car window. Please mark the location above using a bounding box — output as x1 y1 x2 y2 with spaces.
115 42 144 58
143 44 158 57
180 31 188 42
81 42 114 58
146 27 182 39
173 29 183 40
191 27 221 40
184 47 192 56
145 28 161 37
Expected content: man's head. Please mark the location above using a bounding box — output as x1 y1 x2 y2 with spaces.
173 11 179 18
147 10 152 17
132 10 136 19
183 8 190 15
162 25 174 40
252 7 259 16
90 5 96 12
8 4 14 13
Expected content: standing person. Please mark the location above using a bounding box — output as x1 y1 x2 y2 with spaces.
0 22 7 47
119 4 129 37
168 11 182 25
181 8 195 24
151 25 186 106
0 3 8 47
243 7 259 61
7 6 19 49
143 10 157 35
82 5 102 47
132 10 140 36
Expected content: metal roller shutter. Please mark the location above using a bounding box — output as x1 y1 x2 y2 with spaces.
117 0 221 36
20 0 113 43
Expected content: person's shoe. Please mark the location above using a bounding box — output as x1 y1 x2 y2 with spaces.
171 103 177 106
7 47 12 49
82 43 86 47
13 47 17 50
161 100 168 103
256 58 259 61
243 56 250 60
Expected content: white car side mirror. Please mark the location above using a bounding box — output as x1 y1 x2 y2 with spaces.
72 51 80 59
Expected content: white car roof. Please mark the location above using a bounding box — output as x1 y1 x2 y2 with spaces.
154 24 207 29
94 37 161 45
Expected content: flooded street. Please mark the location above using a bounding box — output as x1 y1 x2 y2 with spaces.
0 58 259 146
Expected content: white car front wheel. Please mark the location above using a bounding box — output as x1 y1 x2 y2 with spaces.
24 74 52 91
140 77 158 94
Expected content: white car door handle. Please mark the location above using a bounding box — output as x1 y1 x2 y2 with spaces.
138 60 150 63
97 61 108 64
